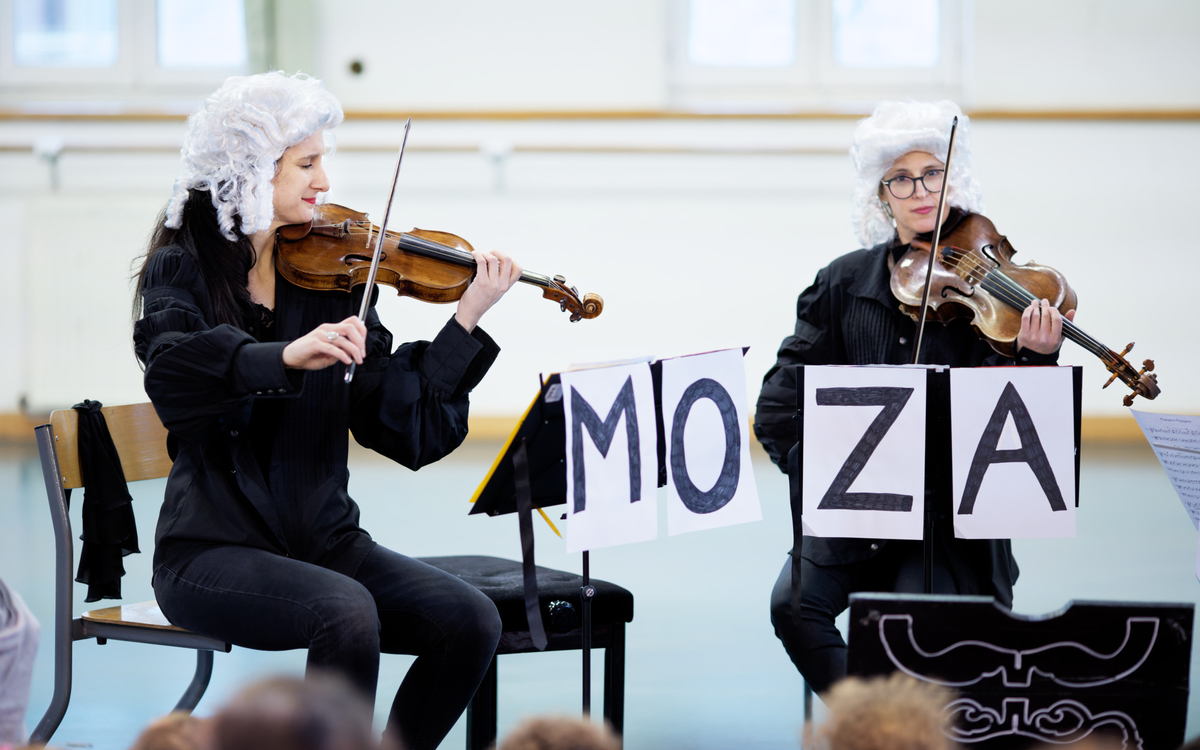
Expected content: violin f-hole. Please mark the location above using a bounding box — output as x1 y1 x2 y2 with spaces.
941 285 974 299
980 244 1001 266
344 252 386 265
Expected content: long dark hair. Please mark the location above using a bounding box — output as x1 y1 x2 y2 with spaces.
133 188 256 328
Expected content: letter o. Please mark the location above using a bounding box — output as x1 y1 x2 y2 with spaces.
670 378 740 514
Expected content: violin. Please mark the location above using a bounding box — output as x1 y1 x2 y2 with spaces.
890 212 1160 406
275 202 603 322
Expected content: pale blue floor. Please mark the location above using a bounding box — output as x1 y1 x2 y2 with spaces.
1 439 1198 750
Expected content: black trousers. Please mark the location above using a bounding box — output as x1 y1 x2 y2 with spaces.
768 540 962 695
154 543 502 750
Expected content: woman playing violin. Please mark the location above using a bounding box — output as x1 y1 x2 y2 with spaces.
133 71 520 750
754 100 1073 695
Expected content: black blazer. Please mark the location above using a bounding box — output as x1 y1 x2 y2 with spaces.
134 246 499 578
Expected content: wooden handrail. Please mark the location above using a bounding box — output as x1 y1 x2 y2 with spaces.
2 108 1200 122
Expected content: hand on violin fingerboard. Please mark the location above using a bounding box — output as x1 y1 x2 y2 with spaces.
1015 299 1076 356
283 317 368 370
454 249 523 333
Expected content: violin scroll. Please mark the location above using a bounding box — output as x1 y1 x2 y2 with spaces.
1101 343 1161 407
544 274 603 322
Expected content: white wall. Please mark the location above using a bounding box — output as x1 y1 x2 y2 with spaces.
1 0 1197 419
314 0 668 112
972 0 1200 109
301 0 1200 112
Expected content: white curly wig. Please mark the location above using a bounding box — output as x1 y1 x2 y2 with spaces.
849 100 984 248
165 71 344 241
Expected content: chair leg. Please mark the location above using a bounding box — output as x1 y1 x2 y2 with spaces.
31 419 77 747
602 623 626 735
173 650 214 713
466 655 498 750
28 617 73 745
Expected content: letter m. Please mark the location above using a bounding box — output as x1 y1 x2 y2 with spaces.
571 376 641 513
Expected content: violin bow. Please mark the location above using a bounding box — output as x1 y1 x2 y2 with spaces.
911 115 958 365
345 117 412 384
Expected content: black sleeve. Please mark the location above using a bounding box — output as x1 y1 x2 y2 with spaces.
753 268 836 472
133 248 305 443
348 313 500 470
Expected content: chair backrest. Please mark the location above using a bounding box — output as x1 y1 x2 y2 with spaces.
47 402 172 489
36 402 173 625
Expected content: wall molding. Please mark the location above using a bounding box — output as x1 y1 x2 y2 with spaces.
2 109 1200 123
0 412 1154 445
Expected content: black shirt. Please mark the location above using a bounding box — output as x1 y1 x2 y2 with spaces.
134 246 500 578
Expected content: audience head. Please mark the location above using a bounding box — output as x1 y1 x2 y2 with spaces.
128 711 212 750
806 672 955 750
496 715 621 750
210 674 396 750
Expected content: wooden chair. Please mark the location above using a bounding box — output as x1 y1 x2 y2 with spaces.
31 403 229 744
32 404 633 749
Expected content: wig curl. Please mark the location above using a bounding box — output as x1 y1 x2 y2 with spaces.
165 71 344 241
850 100 984 248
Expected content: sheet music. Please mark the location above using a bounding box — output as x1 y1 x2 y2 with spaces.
1131 410 1200 530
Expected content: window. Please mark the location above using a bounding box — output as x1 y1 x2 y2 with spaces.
1 0 252 104
687 0 796 68
831 0 939 68
156 0 247 70
13 0 119 68
670 0 965 111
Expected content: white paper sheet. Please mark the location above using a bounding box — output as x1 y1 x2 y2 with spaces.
801 365 927 540
662 349 762 536
1131 410 1200 530
951 367 1076 539
561 362 659 553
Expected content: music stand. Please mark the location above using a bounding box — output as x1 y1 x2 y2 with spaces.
470 372 607 714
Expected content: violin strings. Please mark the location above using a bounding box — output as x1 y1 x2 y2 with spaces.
935 249 1122 368
344 225 551 289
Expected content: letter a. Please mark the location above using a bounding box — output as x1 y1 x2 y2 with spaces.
958 381 1066 515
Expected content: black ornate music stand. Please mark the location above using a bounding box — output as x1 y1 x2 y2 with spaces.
847 593 1193 749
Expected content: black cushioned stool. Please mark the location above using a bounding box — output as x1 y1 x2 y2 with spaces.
419 555 634 750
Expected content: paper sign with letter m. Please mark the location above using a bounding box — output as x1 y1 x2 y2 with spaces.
561 362 659 553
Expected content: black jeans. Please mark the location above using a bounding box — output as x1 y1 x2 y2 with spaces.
768 540 960 695
154 543 502 750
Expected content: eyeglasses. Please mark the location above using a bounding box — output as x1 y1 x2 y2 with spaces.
881 169 945 200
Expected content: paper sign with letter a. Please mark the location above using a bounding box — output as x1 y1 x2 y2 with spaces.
561 362 659 553
802 366 927 540
951 367 1075 539
662 349 762 536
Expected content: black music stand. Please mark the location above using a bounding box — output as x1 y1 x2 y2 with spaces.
847 593 1193 749
471 370 657 716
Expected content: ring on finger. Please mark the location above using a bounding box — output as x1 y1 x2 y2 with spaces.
325 331 339 341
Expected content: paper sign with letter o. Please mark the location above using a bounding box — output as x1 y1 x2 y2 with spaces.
662 349 762 536
561 362 659 553
802 366 928 540
951 367 1075 539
